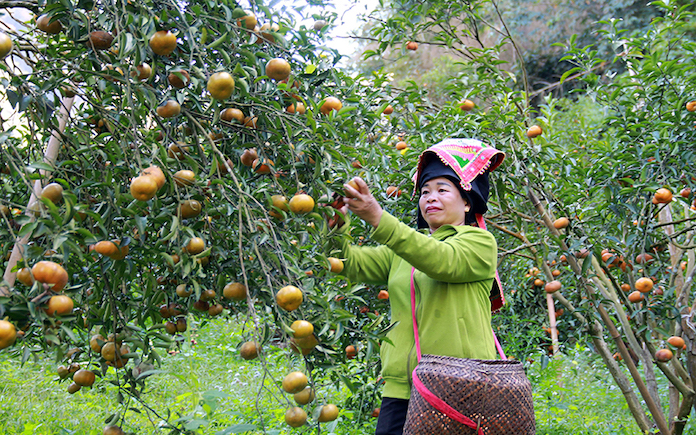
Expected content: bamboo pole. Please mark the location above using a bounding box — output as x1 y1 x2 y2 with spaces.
1 96 74 295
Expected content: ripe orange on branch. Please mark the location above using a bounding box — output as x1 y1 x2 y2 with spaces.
130 175 159 201
553 217 569 229
655 348 673 362
318 404 339 422
45 295 74 316
239 341 259 360
653 188 673 204
320 96 342 115
41 182 64 204
545 280 562 293
282 371 308 394
284 407 307 428
184 237 205 255
276 285 303 311
168 70 190 89
291 320 314 338
667 336 685 349
173 169 195 187
406 41 418 50
221 108 245 123
0 33 12 59
36 14 63 34
635 277 654 293
459 99 475 111
266 58 291 81
157 100 181 118
294 387 315 405
32 260 68 291
207 72 235 100
289 194 315 214
526 125 543 138
88 31 114 50
0 320 17 350
142 166 166 189
178 200 202 219
223 282 247 301
328 257 344 273
149 30 177 56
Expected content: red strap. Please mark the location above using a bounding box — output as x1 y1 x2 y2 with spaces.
412 369 485 435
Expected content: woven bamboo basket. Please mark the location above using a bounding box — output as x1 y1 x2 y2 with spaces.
403 354 535 435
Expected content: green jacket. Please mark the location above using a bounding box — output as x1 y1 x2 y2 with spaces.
337 212 497 399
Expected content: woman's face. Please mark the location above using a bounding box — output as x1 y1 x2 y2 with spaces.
418 177 469 232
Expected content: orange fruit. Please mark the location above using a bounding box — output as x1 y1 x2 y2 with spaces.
266 58 291 81
377 290 389 300
223 282 247 301
686 101 696 112
45 295 74 316
130 175 159 201
103 426 125 435
36 14 63 34
94 240 128 260
382 104 394 115
237 13 257 30
459 99 475 111
156 100 181 118
132 63 152 81
553 217 569 229
221 108 244 123
167 141 190 160
328 257 344 273
73 369 96 387
386 186 400 198
551 269 561 277
345 344 357 359
243 116 258 128
406 41 418 50
533 278 544 287
0 320 17 349
239 341 259 360
141 166 166 189
276 285 303 311
90 334 105 353
282 371 308 394
173 169 195 187
184 237 205 255
655 348 673 362
526 125 543 138
544 280 561 293
320 96 342 115
318 404 339 422
16 267 34 286
88 31 114 50
653 188 673 204
286 102 306 114
667 336 685 348
32 260 68 291
41 182 64 204
294 387 315 405
178 200 202 219
635 277 654 293
635 253 654 264
288 194 315 214
395 141 407 150
290 320 314 338
628 291 644 303
149 30 177 56
620 283 631 292
252 158 273 174
207 72 235 100
167 69 190 89
284 407 307 428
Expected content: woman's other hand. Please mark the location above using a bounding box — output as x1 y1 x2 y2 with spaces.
343 177 383 228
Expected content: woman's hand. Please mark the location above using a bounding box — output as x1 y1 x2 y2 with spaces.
343 177 383 228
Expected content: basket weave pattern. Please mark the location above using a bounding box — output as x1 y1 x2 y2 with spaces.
403 354 535 435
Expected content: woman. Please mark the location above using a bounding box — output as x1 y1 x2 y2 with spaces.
333 138 505 435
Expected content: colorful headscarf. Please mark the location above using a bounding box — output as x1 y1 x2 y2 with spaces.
412 138 506 312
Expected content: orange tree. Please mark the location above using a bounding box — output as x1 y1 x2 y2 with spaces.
361 0 696 433
2 0 696 433
0 0 408 432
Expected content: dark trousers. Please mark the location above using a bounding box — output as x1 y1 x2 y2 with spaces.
375 397 410 435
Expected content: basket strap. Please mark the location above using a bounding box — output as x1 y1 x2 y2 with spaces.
410 267 506 360
412 369 485 435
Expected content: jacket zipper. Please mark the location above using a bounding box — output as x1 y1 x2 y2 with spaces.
407 270 422 388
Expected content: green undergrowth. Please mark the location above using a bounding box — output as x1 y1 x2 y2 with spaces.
0 319 693 434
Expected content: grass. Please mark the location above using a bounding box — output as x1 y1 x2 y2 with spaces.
0 318 692 434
